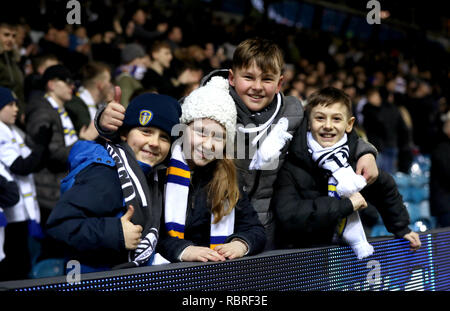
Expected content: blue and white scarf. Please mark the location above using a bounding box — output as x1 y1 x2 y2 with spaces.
164 142 235 252
46 95 78 147
307 132 374 259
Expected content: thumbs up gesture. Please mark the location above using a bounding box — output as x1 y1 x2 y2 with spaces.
120 205 143 250
100 86 126 132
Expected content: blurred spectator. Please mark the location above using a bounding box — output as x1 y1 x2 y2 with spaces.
68 25 90 56
124 6 167 47
141 41 173 95
430 111 450 227
405 80 440 154
38 24 88 74
115 43 148 108
24 53 59 102
361 87 412 174
203 42 226 71
65 61 112 133
0 86 50 280
88 21 122 68
165 24 183 54
0 20 25 127
25 65 96 226
142 41 202 99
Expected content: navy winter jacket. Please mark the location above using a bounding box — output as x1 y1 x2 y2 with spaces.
157 161 267 262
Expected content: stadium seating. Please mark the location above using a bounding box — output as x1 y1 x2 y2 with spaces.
370 155 435 237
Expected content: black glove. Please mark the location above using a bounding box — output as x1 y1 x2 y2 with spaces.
33 124 53 147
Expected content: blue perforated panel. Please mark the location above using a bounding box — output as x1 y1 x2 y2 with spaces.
2 230 450 291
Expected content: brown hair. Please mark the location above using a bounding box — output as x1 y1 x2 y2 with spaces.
149 41 171 57
80 61 111 87
232 37 284 75
306 87 353 118
207 158 240 224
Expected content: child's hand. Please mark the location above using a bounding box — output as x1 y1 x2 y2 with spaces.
348 192 367 211
215 240 249 260
100 86 125 132
181 245 226 262
356 153 379 185
120 205 143 250
79 121 98 141
403 231 421 251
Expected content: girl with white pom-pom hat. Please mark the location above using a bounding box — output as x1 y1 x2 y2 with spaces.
158 76 266 263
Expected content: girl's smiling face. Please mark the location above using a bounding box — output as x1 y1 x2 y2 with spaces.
185 118 226 168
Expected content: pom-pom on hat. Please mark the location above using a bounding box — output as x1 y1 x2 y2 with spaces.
181 76 237 145
0 87 17 110
122 93 182 138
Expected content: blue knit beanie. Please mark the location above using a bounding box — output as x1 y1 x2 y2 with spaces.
122 93 181 137
0 87 17 110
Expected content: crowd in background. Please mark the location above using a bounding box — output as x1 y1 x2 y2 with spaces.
0 0 449 280
3 1 447 155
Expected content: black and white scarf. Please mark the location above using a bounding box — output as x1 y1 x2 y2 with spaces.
105 142 161 268
307 132 374 259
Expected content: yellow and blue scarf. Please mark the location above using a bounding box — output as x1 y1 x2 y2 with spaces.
164 142 235 249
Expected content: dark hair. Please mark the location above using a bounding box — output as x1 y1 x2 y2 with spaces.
31 54 58 72
232 37 284 75
306 87 353 117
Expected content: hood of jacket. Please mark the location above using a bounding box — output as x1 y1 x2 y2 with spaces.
60 140 115 194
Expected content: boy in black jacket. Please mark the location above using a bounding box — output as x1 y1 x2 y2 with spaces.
271 87 421 253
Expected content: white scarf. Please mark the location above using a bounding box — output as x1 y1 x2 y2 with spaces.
237 94 293 171
46 95 78 147
77 87 97 121
164 142 235 252
0 121 41 230
307 132 374 259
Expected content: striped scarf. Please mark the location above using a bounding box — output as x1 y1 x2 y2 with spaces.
46 95 78 146
164 142 235 250
105 142 161 268
307 132 374 259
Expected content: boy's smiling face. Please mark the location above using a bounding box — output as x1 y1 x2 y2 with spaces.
309 102 355 148
122 126 171 167
228 61 283 112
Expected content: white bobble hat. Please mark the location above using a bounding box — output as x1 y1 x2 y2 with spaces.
181 76 237 144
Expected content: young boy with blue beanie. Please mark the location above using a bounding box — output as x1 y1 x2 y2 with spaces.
46 90 181 271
